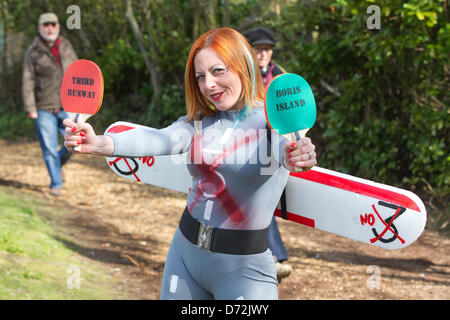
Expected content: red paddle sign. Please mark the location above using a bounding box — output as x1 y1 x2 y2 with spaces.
61 59 104 150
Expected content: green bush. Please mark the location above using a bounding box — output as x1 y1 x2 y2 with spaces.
141 83 186 128
0 111 36 141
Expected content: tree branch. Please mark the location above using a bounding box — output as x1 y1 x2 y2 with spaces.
320 80 341 97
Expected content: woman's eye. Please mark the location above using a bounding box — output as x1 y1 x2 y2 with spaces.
195 74 204 82
212 68 226 75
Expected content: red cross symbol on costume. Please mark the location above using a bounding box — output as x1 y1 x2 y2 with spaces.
188 130 259 222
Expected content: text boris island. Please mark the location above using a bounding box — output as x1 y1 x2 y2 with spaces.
275 86 305 111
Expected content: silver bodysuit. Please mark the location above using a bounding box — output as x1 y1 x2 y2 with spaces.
106 107 289 299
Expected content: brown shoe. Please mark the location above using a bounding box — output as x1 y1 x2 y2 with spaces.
276 262 292 283
50 188 62 197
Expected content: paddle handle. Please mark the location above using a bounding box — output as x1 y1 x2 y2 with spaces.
68 112 92 151
282 128 310 172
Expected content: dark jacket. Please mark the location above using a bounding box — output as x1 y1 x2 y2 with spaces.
22 35 77 113
260 62 284 89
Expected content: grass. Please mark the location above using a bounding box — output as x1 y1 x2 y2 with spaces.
0 186 129 299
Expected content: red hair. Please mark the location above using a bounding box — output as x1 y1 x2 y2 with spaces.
185 27 264 121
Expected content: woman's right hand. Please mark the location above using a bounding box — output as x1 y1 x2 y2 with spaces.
63 118 114 156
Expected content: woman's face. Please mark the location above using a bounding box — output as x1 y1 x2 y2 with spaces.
194 48 243 111
253 44 273 70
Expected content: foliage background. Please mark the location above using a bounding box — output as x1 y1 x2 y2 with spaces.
0 0 448 231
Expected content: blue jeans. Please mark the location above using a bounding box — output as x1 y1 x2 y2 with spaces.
35 109 71 189
268 215 288 262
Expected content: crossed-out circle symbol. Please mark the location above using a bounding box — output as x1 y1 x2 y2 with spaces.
108 157 141 182
370 201 406 244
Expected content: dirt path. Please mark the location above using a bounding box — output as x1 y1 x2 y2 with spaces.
0 139 448 300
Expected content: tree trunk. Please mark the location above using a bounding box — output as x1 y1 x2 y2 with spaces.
204 0 217 29
192 1 201 41
124 0 161 97
1 0 8 75
223 0 230 26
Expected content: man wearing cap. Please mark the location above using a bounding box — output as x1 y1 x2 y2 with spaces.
243 27 292 283
22 13 78 196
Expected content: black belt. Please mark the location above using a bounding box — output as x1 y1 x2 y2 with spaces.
179 207 268 255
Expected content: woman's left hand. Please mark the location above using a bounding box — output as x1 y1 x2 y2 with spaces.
283 137 317 172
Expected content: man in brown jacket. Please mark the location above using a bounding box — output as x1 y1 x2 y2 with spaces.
22 12 78 196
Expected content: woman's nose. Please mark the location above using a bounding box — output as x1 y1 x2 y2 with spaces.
204 73 216 89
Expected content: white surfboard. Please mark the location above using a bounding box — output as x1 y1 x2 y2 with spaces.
105 122 427 250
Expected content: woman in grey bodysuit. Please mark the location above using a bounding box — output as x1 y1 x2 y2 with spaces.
63 27 317 300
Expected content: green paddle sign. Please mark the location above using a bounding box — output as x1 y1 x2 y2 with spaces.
264 73 316 138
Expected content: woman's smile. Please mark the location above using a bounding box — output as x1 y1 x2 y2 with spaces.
210 92 224 101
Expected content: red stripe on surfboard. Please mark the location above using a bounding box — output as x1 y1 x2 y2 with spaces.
291 170 421 212
274 209 315 228
107 125 135 134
